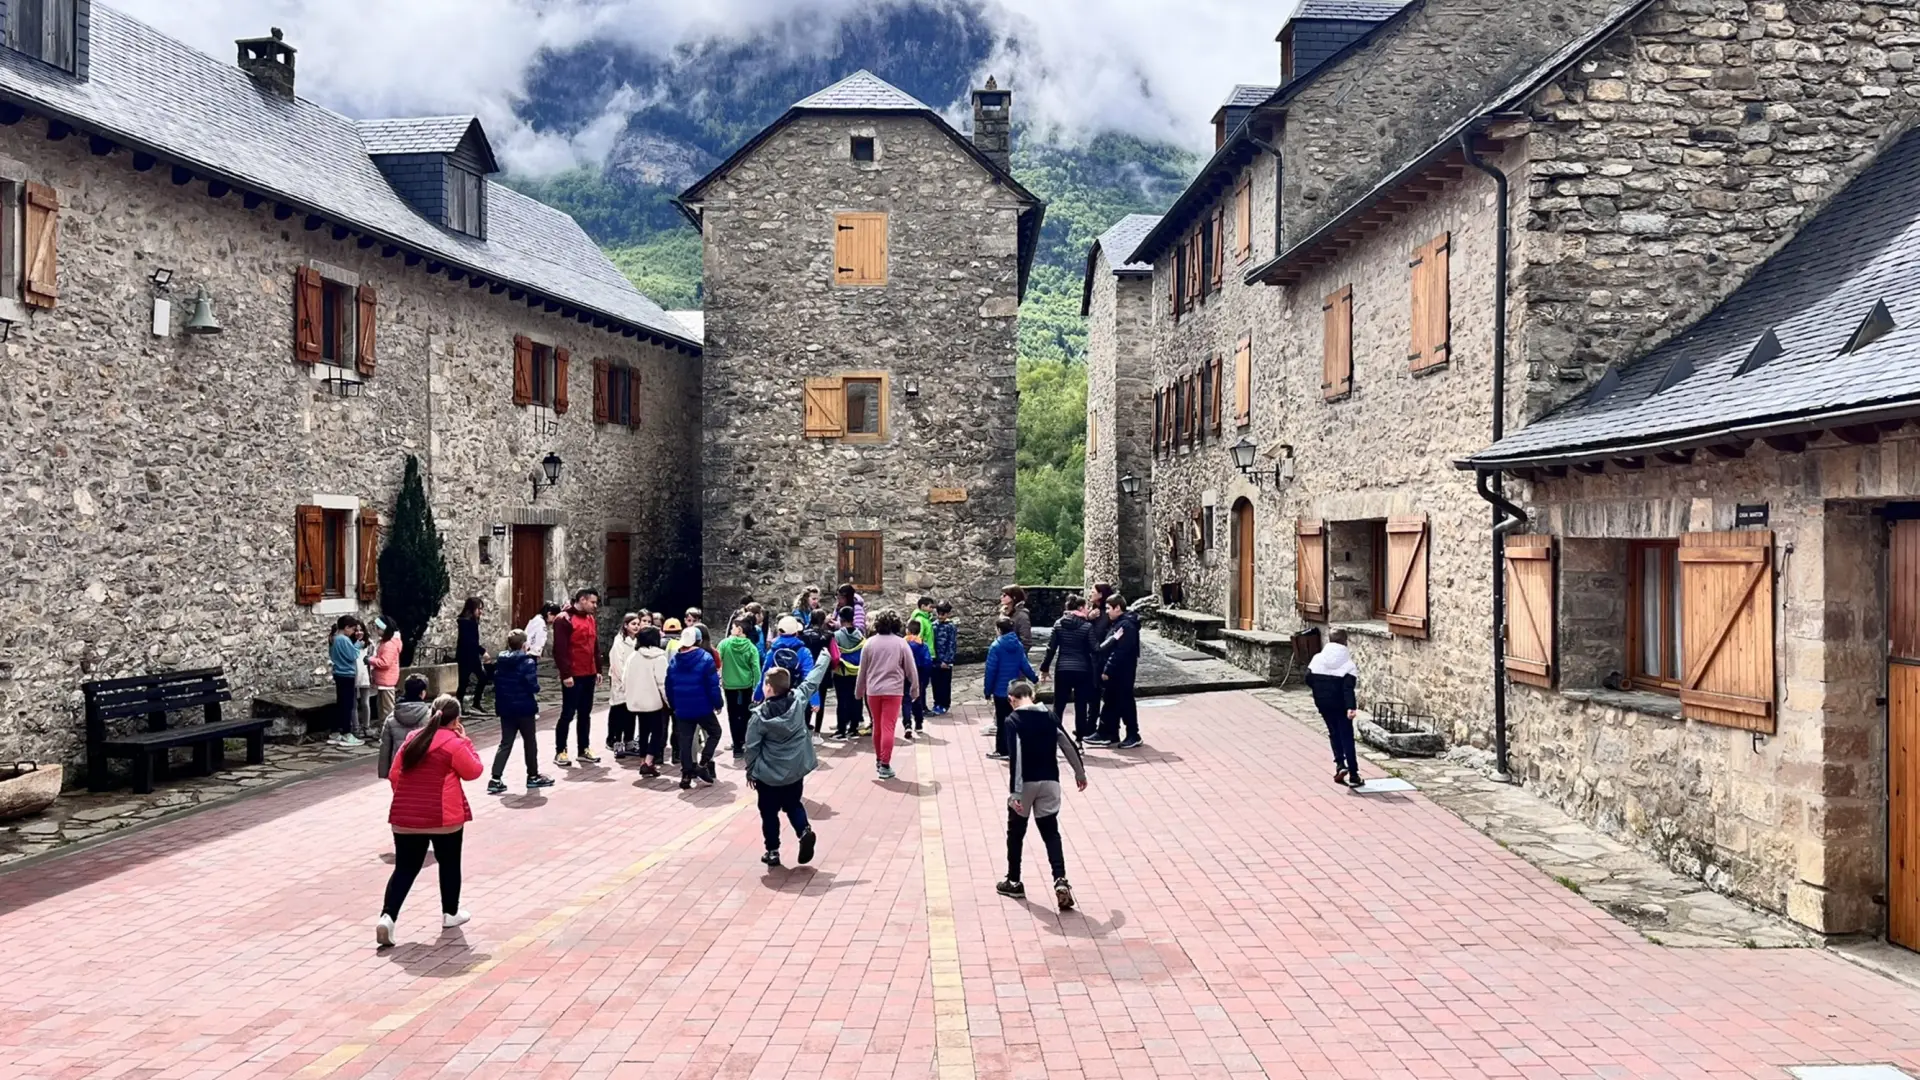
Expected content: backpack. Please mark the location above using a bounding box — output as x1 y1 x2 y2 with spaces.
769 640 806 680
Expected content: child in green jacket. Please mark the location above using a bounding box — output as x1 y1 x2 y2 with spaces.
719 617 764 760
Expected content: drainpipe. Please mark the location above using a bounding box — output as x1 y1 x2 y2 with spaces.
1461 131 1521 782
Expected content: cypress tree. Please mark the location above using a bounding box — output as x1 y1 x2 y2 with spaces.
379 455 449 666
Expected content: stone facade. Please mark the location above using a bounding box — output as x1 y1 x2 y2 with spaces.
1081 246 1155 600
0 124 699 770
691 109 1026 653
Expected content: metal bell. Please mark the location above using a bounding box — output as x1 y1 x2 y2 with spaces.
183 284 222 335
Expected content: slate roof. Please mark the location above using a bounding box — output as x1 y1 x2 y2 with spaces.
0 4 695 351
1081 213 1162 316
357 115 494 165
1222 85 1278 110
1464 124 1920 469
793 70 932 112
1294 0 1414 20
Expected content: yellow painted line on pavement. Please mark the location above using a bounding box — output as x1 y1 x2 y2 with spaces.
916 739 977 1080
296 791 751 1077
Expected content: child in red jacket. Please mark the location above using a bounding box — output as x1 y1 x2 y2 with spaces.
377 696 483 948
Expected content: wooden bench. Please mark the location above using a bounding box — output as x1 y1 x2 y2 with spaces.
81 668 271 794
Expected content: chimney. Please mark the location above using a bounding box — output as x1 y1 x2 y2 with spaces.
971 76 1012 173
236 28 297 99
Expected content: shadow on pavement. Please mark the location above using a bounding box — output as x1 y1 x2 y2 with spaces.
1016 898 1126 939
383 933 492 978
759 866 868 893
499 793 551 810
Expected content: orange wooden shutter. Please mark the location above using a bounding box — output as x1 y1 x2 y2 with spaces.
1323 285 1352 400
1678 530 1775 732
1211 211 1225 288
1235 180 1252 260
1234 336 1252 426
354 285 378 375
357 509 380 602
1295 520 1326 620
834 212 888 286
512 335 534 405
23 181 58 308
1383 514 1430 638
1210 354 1224 434
804 377 845 437
294 505 325 605
294 266 324 365
1504 534 1555 687
606 532 632 596
1410 232 1451 372
592 358 610 424
553 348 571 414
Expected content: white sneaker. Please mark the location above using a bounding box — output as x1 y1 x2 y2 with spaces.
442 910 471 929
375 914 394 947
326 733 343 746
341 734 365 747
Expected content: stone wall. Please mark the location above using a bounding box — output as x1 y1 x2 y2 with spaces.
1081 252 1156 600
0 124 700 769
695 113 1022 652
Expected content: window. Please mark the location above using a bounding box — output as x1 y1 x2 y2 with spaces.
803 373 888 441
8 0 76 72
833 212 888 286
605 532 632 598
1234 334 1252 426
1198 361 1213 443
1199 220 1214 301
319 279 352 364
1209 353 1224 434
851 136 876 161
1235 179 1253 262
1211 209 1225 289
295 264 377 376
1410 232 1451 372
1280 29 1296 83
321 508 349 599
595 361 638 427
1629 540 1684 690
1323 284 1353 401
1172 244 1187 318
513 336 570 412
1153 389 1164 453
839 531 883 592
448 166 485 238
845 378 882 436
1369 520 1390 618
295 500 378 611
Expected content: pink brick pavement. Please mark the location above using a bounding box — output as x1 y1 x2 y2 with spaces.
2 690 1919 1079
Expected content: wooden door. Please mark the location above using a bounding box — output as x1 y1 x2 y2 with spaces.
1890 519 1920 949
1232 499 1255 631
511 526 547 629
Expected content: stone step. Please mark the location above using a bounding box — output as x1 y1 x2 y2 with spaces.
1151 608 1228 645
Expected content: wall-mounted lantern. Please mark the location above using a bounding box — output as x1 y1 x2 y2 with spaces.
530 452 564 502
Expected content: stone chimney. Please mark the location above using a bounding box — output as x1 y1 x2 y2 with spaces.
971 76 1012 173
236 28 297 99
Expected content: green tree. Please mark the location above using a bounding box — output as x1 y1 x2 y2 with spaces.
379 455 450 666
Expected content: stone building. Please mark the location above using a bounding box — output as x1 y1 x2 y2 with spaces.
1091 0 1920 940
1079 214 1158 600
680 71 1042 650
0 5 701 767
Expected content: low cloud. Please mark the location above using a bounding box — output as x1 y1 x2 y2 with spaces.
112 0 1293 173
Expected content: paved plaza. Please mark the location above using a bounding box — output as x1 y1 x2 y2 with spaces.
6 690 1920 1080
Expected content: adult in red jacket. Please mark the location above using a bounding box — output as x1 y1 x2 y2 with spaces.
376 696 483 948
551 588 602 768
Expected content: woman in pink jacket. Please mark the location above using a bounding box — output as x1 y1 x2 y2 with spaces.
854 609 919 781
367 619 404 728
376 695 483 947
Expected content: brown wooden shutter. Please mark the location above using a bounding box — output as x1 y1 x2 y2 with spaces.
1190 508 1206 554
1383 514 1430 638
357 509 380 602
294 266 324 365
1235 180 1252 260
22 181 58 308
1295 519 1327 620
1211 211 1225 289
840 531 883 590
295 504 325 605
592 358 610 424
354 285 378 376
1152 389 1163 451
1323 285 1352 401
1504 534 1555 687
834 212 889 286
1678 530 1775 732
553 348 571 414
605 532 632 596
1185 373 1198 448
512 335 534 405
804 376 846 437
1234 335 1252 426
1167 260 1178 325
1410 232 1451 372
1210 354 1224 434
629 370 643 430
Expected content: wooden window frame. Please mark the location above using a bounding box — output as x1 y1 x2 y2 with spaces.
529 342 556 408
1173 245 1188 316
9 0 78 73
1185 372 1199 449
1211 209 1225 289
1627 539 1683 693
1369 520 1390 619
1152 389 1164 454
320 508 351 601
833 211 889 287
840 371 890 442
839 531 884 592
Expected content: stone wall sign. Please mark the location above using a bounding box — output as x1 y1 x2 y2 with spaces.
929 487 968 504
1735 503 1769 529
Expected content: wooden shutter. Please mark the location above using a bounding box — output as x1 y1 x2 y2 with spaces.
22 181 58 308
605 532 632 596
840 531 882 590
1323 285 1353 401
1235 180 1252 260
1152 389 1164 451
553 348 571 414
1296 519 1327 620
1190 508 1206 554
1210 354 1224 434
804 377 846 437
1383 515 1430 638
295 505 325 605
1410 232 1451 372
356 510 380 602
1678 530 1775 732
354 285 378 375
1211 211 1225 288
834 212 888 286
592 358 610 424
1168 258 1178 325
294 266 324 365
511 335 534 405
1185 373 1198 448
1234 335 1252 426
1504 534 1555 687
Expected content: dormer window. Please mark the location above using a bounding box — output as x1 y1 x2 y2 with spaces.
359 115 498 240
448 165 484 238
9 0 78 73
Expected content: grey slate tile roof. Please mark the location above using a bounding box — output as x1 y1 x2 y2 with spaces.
1465 123 1920 468
1294 0 1412 20
0 4 694 349
358 116 479 157
1222 85 1278 109
793 70 932 112
1082 214 1162 315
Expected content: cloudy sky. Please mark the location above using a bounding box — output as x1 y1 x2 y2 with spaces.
110 0 1294 173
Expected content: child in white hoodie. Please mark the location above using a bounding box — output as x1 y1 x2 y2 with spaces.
621 626 672 778
1305 629 1364 788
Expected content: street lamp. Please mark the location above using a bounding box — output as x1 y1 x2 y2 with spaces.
1119 473 1143 499
531 452 564 501
1231 439 1294 488
1229 437 1259 474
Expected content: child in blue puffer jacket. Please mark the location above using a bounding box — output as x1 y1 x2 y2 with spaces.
665 628 725 789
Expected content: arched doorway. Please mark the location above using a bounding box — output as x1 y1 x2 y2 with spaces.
1230 498 1255 630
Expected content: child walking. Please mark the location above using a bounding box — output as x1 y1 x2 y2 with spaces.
854 609 919 781
666 627 724 789
719 616 764 760
905 626 934 737
931 601 958 715
377 696 481 947
746 652 831 867
984 615 1037 760
1306 628 1365 788
995 679 1088 911
488 630 555 795
621 626 671 778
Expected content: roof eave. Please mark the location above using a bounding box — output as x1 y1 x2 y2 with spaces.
1128 127 1264 266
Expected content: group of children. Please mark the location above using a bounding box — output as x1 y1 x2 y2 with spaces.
326 614 405 748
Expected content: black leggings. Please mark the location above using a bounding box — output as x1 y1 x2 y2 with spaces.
607 703 634 746
675 713 722 779
833 674 862 736
492 714 539 781
725 688 754 752
382 830 463 919
457 660 492 709
1006 809 1065 883
635 709 669 761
